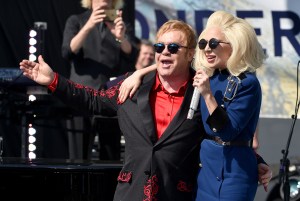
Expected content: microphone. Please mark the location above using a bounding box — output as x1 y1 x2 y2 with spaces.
187 88 200 119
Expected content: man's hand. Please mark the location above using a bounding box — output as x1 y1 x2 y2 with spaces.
19 55 54 86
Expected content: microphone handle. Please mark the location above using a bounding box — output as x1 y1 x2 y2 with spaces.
187 88 200 119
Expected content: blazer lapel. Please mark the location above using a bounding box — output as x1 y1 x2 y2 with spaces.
137 72 157 143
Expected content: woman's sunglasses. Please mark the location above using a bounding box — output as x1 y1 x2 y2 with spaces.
198 38 230 50
153 43 188 54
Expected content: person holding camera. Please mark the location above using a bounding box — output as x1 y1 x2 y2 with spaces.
61 0 138 160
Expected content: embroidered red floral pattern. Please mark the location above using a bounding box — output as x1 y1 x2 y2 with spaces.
117 171 132 183
102 85 118 98
177 180 193 192
67 79 122 98
143 175 159 201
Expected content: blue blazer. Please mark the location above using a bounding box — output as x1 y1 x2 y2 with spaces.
196 70 261 201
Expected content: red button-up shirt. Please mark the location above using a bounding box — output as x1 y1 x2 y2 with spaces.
150 73 188 139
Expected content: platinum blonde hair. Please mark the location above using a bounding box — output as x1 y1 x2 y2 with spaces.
194 10 267 76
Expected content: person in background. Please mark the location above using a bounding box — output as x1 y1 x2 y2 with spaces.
135 39 155 70
104 38 154 88
61 0 138 160
192 10 267 201
20 19 271 201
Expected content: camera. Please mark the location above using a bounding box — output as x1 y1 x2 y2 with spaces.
266 163 300 201
104 9 117 22
34 22 47 30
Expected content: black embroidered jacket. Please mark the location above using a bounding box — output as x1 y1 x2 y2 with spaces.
52 70 205 201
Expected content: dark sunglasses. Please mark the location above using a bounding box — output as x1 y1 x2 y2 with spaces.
198 38 230 50
153 43 188 54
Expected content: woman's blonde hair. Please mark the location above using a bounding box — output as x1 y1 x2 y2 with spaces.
194 10 267 76
81 0 123 9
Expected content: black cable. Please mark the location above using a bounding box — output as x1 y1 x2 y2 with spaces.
279 60 300 201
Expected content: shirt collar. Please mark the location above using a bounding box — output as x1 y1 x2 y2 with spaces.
152 72 189 96
214 68 229 75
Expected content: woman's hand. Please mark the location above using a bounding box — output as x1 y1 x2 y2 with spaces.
106 10 125 41
192 68 211 96
118 70 143 103
86 3 107 30
258 163 273 192
118 64 158 103
193 68 217 114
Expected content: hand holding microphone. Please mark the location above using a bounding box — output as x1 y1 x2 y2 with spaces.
187 69 211 119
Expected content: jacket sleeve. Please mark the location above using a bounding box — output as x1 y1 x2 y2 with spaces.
61 15 80 60
52 74 125 117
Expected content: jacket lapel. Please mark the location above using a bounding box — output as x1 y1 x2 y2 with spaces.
156 67 197 145
137 72 157 143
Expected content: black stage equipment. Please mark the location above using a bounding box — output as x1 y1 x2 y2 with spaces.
0 157 122 201
278 60 300 201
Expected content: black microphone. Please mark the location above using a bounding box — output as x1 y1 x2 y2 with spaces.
187 88 200 119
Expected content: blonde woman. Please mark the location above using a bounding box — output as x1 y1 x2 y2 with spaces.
193 10 267 201
117 10 272 201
